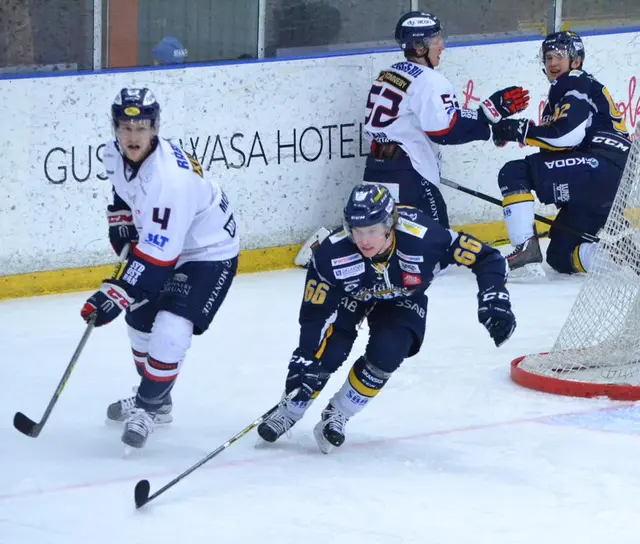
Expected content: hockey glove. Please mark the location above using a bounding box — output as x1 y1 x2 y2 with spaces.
491 118 532 145
480 86 530 124
477 288 516 347
286 348 325 402
107 204 138 256
81 280 133 327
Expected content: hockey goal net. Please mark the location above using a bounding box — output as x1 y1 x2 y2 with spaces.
511 123 640 400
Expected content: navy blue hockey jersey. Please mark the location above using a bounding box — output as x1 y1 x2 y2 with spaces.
525 70 631 168
296 207 509 356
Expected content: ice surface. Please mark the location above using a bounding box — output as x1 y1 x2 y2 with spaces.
2 264 639 544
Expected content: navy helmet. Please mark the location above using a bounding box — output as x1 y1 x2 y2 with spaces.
541 30 585 67
343 184 397 235
111 88 161 129
395 11 443 57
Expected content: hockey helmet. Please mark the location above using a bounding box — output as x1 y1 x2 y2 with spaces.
395 11 443 56
541 30 585 66
112 87 161 128
343 184 397 235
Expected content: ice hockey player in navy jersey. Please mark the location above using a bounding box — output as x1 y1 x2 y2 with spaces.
491 31 631 276
80 88 240 449
294 10 530 268
258 184 516 453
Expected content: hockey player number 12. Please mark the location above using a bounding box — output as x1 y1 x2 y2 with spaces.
365 85 402 128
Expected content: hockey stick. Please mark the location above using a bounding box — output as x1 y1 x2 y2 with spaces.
13 245 131 438
440 178 600 244
134 390 299 508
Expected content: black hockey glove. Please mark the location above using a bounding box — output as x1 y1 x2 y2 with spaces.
286 348 325 402
491 118 533 145
107 204 139 256
81 280 133 327
480 86 530 124
477 288 516 347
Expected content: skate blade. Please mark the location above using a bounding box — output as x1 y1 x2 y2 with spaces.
313 422 335 455
106 413 173 426
507 262 547 283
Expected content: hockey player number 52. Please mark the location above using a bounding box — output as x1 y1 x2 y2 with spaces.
365 85 402 128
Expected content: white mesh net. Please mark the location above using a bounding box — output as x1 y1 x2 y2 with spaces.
517 124 640 393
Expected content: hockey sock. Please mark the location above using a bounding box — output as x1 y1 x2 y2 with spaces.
128 326 151 377
285 373 330 419
136 311 192 412
330 356 391 418
502 192 535 245
573 242 597 273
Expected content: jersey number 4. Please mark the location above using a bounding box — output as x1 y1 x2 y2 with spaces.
365 85 403 128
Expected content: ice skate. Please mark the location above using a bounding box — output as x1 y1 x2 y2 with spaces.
121 408 157 449
107 388 172 424
313 403 349 454
257 401 300 443
506 235 546 279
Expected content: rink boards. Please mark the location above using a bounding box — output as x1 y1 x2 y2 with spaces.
0 29 638 298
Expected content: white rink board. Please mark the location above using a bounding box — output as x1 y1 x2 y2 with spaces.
0 31 638 275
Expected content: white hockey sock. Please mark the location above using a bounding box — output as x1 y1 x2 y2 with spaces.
330 357 390 419
573 242 597 273
502 193 535 245
127 326 151 376
285 398 313 420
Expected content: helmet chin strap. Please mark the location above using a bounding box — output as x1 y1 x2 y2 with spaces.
408 47 432 68
373 231 395 260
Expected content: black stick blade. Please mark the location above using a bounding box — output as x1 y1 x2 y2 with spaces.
134 479 151 508
13 412 41 437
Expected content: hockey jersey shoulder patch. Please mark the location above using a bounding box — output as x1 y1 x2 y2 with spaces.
329 230 349 244
396 216 427 238
377 70 411 92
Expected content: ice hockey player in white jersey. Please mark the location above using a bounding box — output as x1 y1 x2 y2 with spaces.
294 11 530 268
80 88 240 449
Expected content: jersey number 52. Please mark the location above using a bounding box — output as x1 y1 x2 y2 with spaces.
365 85 403 128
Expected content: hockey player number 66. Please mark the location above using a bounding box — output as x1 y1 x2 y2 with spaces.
453 235 483 266
304 279 329 305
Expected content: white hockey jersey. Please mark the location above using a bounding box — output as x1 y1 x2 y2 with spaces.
103 137 239 266
363 61 462 185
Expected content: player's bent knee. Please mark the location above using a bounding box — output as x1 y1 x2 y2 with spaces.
148 311 194 365
365 325 416 372
498 159 531 196
546 245 575 274
349 356 392 398
127 325 150 353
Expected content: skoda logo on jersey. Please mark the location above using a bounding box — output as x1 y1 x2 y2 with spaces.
587 158 599 168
